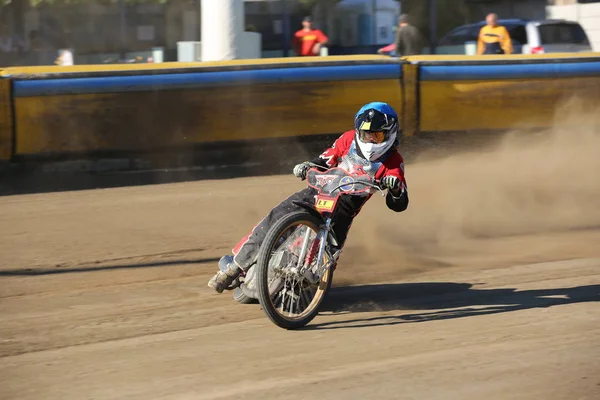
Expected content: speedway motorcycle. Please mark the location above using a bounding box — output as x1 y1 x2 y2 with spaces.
222 163 385 329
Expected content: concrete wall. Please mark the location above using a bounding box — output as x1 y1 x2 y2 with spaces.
2 53 600 167
0 56 402 161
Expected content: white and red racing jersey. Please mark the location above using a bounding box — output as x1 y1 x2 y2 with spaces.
314 130 407 191
311 130 408 212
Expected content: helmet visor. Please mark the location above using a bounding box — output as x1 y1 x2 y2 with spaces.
358 130 385 144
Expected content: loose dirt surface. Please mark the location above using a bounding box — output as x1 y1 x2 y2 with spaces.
1 108 600 399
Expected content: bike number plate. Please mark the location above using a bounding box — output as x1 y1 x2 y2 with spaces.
315 196 336 212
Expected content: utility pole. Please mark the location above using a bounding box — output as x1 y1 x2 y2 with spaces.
372 0 377 45
428 0 437 54
282 0 291 57
201 0 244 61
119 0 127 60
12 0 26 40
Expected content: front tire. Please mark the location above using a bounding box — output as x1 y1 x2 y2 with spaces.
256 210 333 330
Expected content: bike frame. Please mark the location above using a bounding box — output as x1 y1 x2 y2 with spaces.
291 167 383 283
314 218 332 278
289 218 331 284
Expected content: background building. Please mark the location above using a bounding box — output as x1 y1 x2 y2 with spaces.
0 0 596 66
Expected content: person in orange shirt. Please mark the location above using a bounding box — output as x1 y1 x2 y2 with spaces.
477 13 513 55
293 16 328 57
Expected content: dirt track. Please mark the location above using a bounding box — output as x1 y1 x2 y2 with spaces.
1 116 600 399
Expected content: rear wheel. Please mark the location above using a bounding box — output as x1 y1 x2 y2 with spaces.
256 210 334 330
233 287 256 304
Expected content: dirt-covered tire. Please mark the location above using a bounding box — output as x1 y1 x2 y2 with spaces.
255 210 334 330
233 287 256 304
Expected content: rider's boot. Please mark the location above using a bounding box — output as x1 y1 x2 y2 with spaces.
208 255 243 294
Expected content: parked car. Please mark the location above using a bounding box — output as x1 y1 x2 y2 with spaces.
437 19 592 55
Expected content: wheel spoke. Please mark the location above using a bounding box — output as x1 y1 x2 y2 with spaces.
278 288 286 314
273 290 283 308
284 276 292 315
287 277 294 316
295 284 303 315
286 283 293 316
271 276 319 318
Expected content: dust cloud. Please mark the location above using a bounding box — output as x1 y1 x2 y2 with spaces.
337 98 600 285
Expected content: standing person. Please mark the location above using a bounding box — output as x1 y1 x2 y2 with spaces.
477 13 512 55
293 16 328 57
394 14 424 56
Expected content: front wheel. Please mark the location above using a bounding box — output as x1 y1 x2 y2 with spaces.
255 210 334 330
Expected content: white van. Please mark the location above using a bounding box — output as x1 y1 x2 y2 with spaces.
437 19 592 55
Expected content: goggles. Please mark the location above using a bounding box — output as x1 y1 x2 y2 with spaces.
358 130 386 144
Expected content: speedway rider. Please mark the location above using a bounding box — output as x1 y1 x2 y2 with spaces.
208 102 409 293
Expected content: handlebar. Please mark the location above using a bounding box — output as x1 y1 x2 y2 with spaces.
330 180 385 195
305 162 328 170
304 162 387 196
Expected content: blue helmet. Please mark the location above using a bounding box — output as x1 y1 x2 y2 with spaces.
353 102 400 161
354 102 399 122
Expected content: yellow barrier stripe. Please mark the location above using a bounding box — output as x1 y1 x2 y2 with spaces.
0 55 392 77
404 52 600 63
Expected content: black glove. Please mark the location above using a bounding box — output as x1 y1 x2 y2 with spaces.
381 175 401 195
